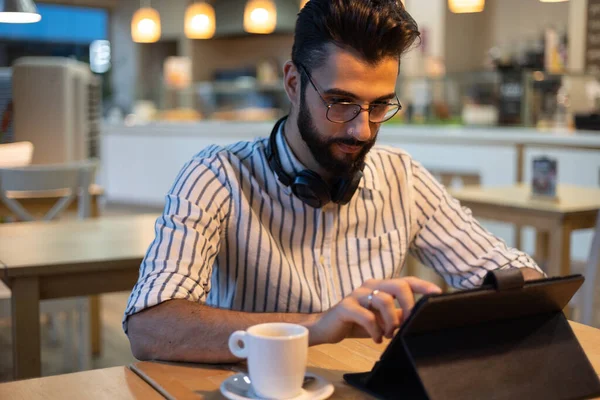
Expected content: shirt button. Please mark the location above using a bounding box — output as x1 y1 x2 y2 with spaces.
319 255 325 264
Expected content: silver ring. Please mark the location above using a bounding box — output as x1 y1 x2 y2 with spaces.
366 289 380 310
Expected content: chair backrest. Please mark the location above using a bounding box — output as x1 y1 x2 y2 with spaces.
0 141 34 167
427 167 481 189
0 160 97 221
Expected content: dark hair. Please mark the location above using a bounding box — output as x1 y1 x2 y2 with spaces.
292 0 420 79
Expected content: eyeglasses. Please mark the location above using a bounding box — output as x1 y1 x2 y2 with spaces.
297 63 402 124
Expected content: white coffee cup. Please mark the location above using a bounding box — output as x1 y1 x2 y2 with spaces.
228 323 309 399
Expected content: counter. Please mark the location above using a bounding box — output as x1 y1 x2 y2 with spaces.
100 122 600 260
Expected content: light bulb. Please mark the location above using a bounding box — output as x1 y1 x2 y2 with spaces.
191 14 210 30
244 0 276 34
0 12 41 23
250 7 269 24
138 18 156 34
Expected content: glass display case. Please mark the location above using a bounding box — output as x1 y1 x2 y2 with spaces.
142 68 600 131
522 71 600 130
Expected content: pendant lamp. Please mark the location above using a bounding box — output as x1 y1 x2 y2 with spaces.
448 0 485 13
185 1 215 39
244 0 276 34
0 0 41 23
132 0 161 43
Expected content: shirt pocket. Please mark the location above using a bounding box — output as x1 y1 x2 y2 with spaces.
340 229 405 290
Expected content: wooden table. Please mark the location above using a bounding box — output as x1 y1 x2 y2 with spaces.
451 184 600 325
0 213 158 380
128 321 600 400
0 323 595 400
0 366 163 400
0 184 105 355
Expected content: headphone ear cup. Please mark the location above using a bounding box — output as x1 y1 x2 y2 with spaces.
333 170 363 205
291 170 332 208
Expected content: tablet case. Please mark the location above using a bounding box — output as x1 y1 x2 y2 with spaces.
344 270 600 400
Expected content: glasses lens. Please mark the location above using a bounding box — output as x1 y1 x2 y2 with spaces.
370 104 400 123
327 103 362 123
326 102 402 123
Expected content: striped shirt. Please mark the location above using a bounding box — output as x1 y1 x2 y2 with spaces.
123 126 542 332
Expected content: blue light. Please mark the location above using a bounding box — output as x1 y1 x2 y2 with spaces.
0 4 107 44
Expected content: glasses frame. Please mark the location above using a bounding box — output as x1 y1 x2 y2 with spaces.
296 63 402 124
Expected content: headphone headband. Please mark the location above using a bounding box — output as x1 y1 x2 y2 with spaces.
266 117 293 187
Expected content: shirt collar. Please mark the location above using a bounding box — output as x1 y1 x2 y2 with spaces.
359 154 381 192
275 122 381 193
275 121 304 177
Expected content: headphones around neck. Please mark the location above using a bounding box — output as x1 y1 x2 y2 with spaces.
266 116 364 208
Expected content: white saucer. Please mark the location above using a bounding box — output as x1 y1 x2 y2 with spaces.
220 372 334 400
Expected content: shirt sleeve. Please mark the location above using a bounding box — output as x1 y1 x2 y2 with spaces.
408 160 544 289
122 150 231 333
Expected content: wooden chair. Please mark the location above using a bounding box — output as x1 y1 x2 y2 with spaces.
427 167 481 188
0 160 98 373
0 160 95 221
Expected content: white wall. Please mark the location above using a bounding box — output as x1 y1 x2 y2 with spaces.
444 4 491 73
485 0 570 50
568 0 589 72
402 0 446 76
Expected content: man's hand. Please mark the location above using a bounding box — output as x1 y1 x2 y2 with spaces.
306 278 442 346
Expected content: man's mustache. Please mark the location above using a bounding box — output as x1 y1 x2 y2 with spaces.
332 138 372 147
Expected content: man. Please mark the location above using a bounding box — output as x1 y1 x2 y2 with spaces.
124 0 544 363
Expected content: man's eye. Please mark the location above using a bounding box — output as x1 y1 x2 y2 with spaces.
329 98 351 103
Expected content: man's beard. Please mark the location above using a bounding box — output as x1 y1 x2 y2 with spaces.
297 90 376 178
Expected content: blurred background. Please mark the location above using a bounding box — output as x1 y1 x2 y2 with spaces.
0 0 598 133
1 0 600 383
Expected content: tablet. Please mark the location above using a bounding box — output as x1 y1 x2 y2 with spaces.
343 273 600 400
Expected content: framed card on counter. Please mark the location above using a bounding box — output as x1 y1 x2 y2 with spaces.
531 156 558 199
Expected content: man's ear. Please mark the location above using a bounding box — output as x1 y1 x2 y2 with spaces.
283 60 301 108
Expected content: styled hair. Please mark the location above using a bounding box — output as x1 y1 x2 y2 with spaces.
292 0 420 77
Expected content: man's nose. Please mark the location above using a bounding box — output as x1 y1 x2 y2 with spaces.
347 110 372 142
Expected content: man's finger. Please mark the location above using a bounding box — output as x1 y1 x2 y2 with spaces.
342 301 383 343
369 291 400 338
402 276 442 295
378 279 415 317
